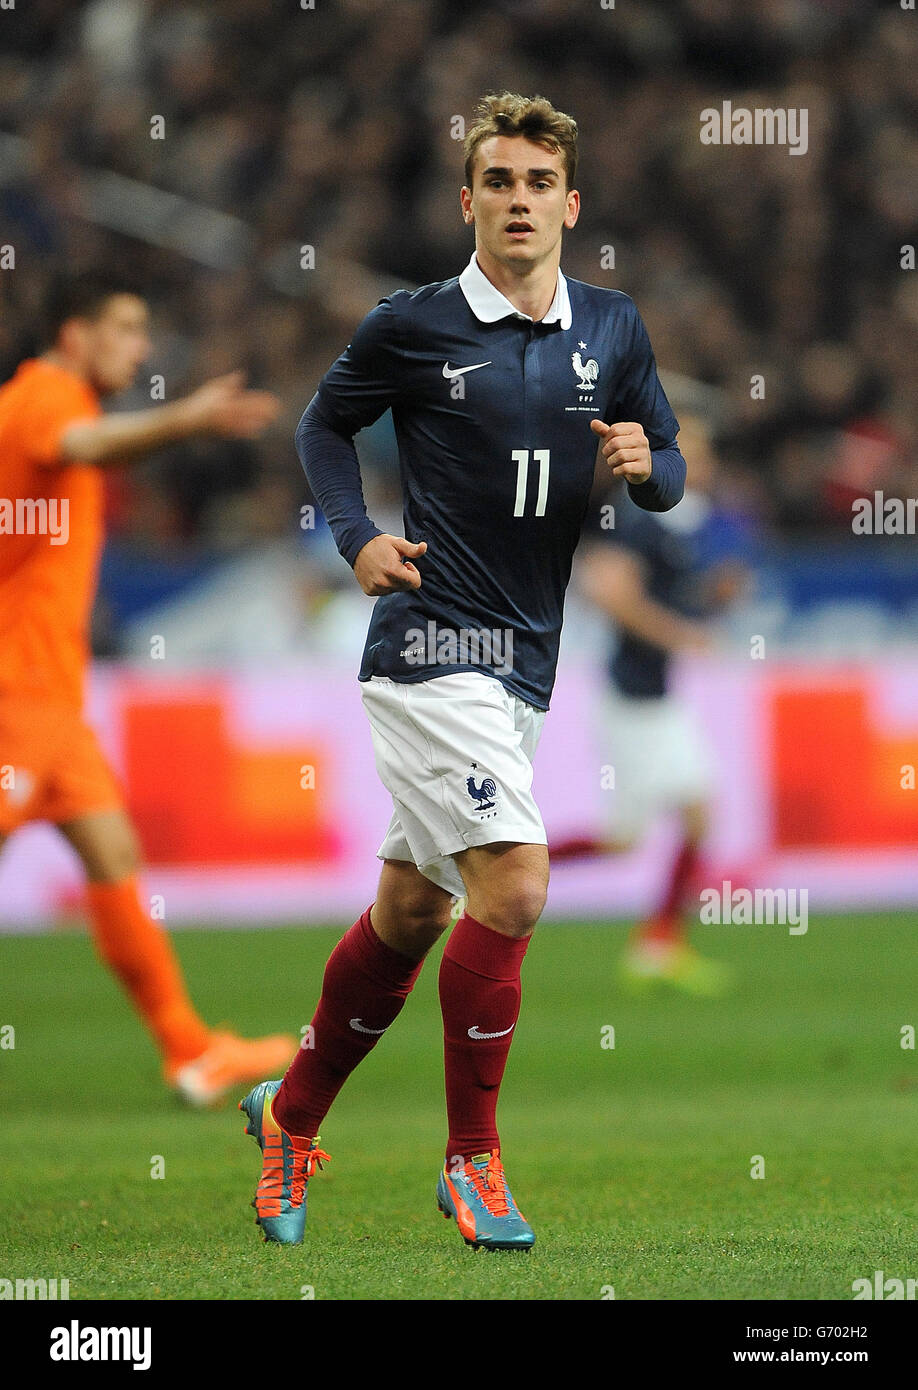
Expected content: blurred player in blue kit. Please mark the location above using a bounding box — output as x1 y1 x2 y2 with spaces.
555 413 753 994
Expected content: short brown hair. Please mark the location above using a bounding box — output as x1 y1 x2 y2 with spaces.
463 92 578 190
43 271 145 345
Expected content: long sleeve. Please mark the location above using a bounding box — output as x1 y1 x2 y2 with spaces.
607 301 685 513
294 296 405 568
295 396 382 567
627 441 686 512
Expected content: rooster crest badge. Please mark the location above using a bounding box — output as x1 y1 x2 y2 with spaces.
466 762 498 816
571 348 599 390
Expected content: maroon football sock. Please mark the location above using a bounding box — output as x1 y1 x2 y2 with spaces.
439 911 531 1166
273 906 423 1138
550 834 604 861
641 837 701 944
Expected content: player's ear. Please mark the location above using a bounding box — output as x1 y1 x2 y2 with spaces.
460 186 474 223
564 189 580 230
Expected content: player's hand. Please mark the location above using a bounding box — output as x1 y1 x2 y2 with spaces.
353 534 428 595
706 560 749 609
181 371 281 439
591 419 652 484
681 622 716 655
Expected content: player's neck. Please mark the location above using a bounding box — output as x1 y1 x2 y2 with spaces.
42 348 90 383
473 248 560 322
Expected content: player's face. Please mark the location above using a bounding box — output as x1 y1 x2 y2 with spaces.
84 295 152 395
461 135 579 270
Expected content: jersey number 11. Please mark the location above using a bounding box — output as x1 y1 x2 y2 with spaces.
512 449 550 517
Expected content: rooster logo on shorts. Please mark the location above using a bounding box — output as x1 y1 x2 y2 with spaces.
466 764 497 813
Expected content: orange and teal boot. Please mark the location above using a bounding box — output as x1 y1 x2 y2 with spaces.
436 1150 534 1251
239 1080 330 1245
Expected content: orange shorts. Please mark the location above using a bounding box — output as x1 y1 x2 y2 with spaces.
0 698 123 834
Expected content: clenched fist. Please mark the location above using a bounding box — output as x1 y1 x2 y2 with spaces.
353 534 428 595
590 419 652 485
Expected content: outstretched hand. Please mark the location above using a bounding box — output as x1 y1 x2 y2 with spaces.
183 371 281 439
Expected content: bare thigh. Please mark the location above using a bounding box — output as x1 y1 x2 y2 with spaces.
679 799 709 846
58 808 142 884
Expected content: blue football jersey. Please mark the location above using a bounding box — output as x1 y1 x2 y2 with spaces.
297 254 683 709
589 486 753 697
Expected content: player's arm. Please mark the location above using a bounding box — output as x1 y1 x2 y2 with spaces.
295 298 425 596
591 304 685 511
58 372 279 466
579 543 712 654
698 558 751 612
589 421 686 512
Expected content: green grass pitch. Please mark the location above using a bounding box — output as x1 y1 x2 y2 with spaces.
1 913 914 1300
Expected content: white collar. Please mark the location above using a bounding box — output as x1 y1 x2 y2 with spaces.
459 252 572 329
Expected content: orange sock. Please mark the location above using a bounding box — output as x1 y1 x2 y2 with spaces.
85 876 211 1067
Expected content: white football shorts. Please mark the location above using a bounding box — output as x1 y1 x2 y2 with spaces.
360 671 547 898
598 686 715 841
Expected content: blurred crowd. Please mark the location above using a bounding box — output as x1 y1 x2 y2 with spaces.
1 0 916 645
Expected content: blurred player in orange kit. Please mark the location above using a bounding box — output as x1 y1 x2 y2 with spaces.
0 274 297 1103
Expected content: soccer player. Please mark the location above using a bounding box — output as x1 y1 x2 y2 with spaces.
240 92 685 1249
0 274 297 1104
555 413 752 995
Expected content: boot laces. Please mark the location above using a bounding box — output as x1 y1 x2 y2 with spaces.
289 1143 331 1205
467 1153 510 1218
257 1141 330 1209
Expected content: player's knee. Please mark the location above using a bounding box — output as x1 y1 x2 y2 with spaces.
87 833 141 884
60 810 143 885
604 832 639 855
400 895 454 935
476 876 547 937
681 801 709 845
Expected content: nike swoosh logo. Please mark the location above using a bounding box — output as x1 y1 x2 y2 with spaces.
467 1023 515 1040
442 361 492 379
349 1018 388 1035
